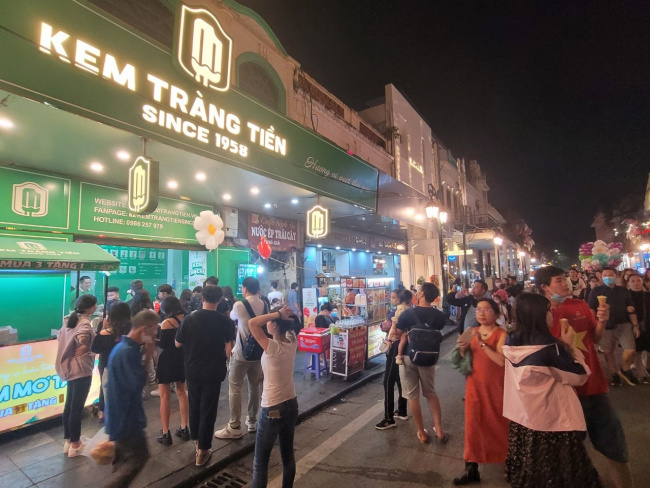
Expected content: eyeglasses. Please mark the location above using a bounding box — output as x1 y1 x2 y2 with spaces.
476 307 494 313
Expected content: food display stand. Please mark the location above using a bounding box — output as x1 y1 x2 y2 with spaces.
340 276 393 362
0 237 120 435
329 318 366 379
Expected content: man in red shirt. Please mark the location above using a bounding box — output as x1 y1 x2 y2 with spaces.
536 266 634 488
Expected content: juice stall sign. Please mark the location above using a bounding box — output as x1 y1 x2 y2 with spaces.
0 340 100 434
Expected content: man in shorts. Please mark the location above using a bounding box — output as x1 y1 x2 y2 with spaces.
395 282 449 444
588 266 640 386
537 266 634 488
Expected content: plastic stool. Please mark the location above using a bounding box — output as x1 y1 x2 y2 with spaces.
305 352 328 379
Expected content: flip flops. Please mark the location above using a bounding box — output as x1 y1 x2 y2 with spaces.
417 429 430 444
433 427 451 444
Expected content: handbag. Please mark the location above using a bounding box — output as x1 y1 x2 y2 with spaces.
450 344 473 376
378 338 391 354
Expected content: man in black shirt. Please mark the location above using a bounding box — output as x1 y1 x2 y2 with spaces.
175 285 235 466
445 280 489 331
395 282 448 444
588 266 640 386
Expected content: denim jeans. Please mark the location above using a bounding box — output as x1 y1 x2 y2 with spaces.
62 376 92 443
251 397 298 488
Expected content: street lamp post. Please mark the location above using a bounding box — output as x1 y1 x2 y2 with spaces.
426 183 448 294
493 236 503 279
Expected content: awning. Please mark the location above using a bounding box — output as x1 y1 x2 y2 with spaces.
0 237 120 271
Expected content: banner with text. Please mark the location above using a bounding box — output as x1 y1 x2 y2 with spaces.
248 212 299 252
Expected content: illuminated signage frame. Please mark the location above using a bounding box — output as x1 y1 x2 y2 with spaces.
128 156 159 214
306 204 330 239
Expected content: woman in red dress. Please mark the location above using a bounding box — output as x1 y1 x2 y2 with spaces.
454 298 510 485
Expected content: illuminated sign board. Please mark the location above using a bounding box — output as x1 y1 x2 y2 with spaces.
175 5 232 92
128 156 159 214
0 341 100 434
306 204 330 239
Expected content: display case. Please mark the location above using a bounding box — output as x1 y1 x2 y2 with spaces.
340 276 394 361
329 318 367 379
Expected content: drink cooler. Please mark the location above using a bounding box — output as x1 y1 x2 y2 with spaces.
298 327 330 354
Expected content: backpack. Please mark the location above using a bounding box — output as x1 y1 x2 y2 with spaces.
239 299 268 361
406 308 443 367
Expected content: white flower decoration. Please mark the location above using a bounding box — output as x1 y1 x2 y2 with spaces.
194 210 225 250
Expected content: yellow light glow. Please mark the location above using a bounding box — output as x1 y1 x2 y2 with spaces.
0 117 14 129
222 193 232 201
167 180 178 189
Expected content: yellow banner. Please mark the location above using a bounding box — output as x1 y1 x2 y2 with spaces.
0 340 100 434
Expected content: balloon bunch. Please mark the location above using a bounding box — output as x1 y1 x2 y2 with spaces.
579 240 623 271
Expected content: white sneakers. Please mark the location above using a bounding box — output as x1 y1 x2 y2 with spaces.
245 417 257 433
66 437 88 458
214 424 244 439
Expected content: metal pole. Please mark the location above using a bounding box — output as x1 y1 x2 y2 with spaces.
438 220 447 294
462 207 469 288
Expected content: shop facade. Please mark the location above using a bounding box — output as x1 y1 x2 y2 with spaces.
0 0 380 433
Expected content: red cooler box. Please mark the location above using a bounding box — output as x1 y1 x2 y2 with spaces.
298 327 330 354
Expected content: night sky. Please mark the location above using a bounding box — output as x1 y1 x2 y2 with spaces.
238 0 650 256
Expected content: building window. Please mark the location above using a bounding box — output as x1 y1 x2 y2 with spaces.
236 53 286 114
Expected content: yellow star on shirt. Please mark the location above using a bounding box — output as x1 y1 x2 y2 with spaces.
570 326 588 352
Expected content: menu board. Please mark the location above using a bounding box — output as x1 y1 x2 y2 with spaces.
367 323 385 359
348 326 366 374
102 245 167 279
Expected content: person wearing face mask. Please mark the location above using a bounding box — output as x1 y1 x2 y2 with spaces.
627 273 650 384
104 309 161 488
588 267 640 387
537 266 634 488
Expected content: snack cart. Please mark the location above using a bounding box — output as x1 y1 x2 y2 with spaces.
0 237 120 435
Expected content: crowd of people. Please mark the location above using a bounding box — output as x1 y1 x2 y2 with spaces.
377 265 645 488
56 276 300 488
54 263 647 487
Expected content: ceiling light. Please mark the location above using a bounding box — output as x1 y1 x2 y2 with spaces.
336 246 341 250
257 265 265 274
167 180 178 189
180 196 190 201
116 150 130 161
90 162 103 172
365 250 370 253
222 193 232 201
0 117 14 129
264 203 271 209
291 198 299 204
317 244 322 248
351 248 356 251
195 172 206 181
250 187 260 195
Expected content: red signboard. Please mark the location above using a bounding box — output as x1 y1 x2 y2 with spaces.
248 213 299 252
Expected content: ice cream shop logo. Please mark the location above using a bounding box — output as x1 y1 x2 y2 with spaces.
128 156 160 214
17 242 46 251
12 182 49 217
306 205 330 239
175 4 233 93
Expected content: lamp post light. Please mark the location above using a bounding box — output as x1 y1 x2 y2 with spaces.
518 250 526 281
426 184 448 294
493 236 503 279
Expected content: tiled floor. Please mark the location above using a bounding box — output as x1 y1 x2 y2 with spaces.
0 337 438 488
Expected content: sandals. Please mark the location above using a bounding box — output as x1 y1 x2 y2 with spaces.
417 429 430 444
433 427 451 444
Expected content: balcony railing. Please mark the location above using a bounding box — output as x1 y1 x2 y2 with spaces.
454 209 502 230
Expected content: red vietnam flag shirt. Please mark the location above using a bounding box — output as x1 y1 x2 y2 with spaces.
550 298 609 396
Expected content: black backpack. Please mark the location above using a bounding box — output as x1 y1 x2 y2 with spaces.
406 308 443 367
239 299 268 361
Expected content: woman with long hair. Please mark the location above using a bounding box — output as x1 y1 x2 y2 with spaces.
627 273 650 383
130 290 154 316
375 289 411 429
503 293 601 488
454 298 509 485
156 295 190 445
91 301 131 422
249 306 299 488
179 288 192 314
218 285 237 314
55 294 97 457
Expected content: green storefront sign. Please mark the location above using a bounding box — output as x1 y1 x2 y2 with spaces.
0 166 209 243
0 167 70 230
0 0 378 209
79 182 210 242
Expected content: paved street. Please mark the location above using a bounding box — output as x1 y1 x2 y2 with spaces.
217 339 650 488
